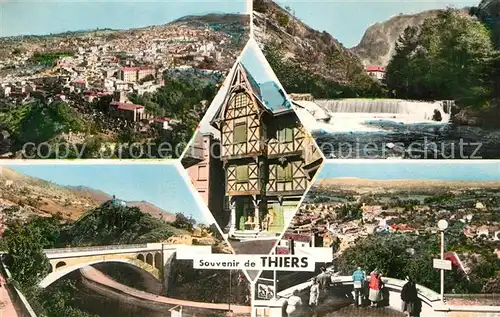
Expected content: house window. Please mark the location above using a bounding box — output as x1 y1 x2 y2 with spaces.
277 164 292 182
232 92 249 108
197 165 207 181
278 127 293 143
233 122 247 144
236 165 249 183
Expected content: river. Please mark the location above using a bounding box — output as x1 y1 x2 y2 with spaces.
56 270 230 317
295 99 500 159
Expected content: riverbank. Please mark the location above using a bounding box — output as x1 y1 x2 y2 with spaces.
451 104 500 128
78 267 251 316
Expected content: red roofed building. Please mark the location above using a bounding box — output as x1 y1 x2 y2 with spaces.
119 66 155 82
365 66 386 81
151 117 174 130
109 101 145 122
390 223 415 233
73 79 87 90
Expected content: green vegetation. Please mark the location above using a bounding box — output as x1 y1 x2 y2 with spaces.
126 72 218 157
336 223 500 294
0 102 90 153
470 5 500 49
3 221 50 297
276 12 290 27
67 204 182 246
31 51 73 67
1 202 198 316
264 44 383 99
3 218 96 317
385 9 497 108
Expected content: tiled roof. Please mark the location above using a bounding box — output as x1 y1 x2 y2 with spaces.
110 101 144 111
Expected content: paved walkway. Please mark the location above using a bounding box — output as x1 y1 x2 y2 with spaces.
80 266 251 314
324 306 406 316
0 274 20 317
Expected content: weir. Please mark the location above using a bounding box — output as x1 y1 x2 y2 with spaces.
315 99 451 123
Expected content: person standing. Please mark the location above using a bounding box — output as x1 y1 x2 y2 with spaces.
368 270 382 308
317 267 330 294
286 290 303 317
352 266 366 307
309 278 320 316
401 276 421 317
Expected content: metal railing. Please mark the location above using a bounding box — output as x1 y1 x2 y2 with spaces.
44 244 149 254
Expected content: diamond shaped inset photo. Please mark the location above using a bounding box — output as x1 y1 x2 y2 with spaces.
181 39 324 255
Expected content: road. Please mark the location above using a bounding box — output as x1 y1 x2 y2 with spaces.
0 274 20 317
80 266 252 314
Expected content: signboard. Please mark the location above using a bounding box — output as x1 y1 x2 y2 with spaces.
433 259 452 271
257 283 275 300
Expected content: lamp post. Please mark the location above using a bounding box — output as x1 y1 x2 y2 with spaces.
437 219 448 303
229 269 232 311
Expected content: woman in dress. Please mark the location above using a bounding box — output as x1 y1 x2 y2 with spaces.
368 270 382 307
309 278 320 316
286 290 303 317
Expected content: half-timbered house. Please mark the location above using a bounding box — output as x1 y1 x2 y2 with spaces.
210 62 323 239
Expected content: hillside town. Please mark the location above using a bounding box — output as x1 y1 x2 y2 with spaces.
277 185 500 262
0 15 249 158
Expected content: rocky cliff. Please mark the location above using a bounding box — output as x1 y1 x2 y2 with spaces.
351 10 442 67
351 8 473 67
253 0 372 86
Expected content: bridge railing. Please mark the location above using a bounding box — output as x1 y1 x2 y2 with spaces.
44 244 149 254
327 275 440 304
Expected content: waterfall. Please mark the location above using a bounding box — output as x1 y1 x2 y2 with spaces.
315 99 450 123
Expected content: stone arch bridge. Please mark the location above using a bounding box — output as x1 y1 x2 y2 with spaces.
41 243 210 292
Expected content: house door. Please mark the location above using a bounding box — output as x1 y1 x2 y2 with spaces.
267 203 285 233
236 199 245 231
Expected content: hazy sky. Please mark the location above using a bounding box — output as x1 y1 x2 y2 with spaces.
318 161 500 181
0 0 247 37
4 163 211 224
199 38 279 133
275 0 479 47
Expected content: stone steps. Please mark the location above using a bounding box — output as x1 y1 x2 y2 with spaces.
230 230 279 241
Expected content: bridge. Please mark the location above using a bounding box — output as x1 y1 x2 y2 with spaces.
253 275 500 317
41 243 208 293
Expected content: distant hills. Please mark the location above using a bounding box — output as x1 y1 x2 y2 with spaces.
316 178 500 192
0 167 175 222
0 13 249 40
173 13 250 25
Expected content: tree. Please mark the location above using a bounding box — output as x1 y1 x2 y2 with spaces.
3 221 50 296
172 213 196 232
336 225 500 294
384 9 494 105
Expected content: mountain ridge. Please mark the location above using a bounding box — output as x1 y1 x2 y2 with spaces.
0 13 249 40
0 167 175 222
